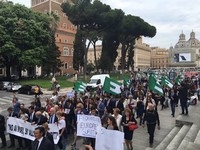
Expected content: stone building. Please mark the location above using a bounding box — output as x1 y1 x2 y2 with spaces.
169 31 200 68
151 47 169 69
88 37 152 71
31 0 76 74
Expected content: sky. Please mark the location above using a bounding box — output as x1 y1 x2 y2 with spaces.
10 0 200 49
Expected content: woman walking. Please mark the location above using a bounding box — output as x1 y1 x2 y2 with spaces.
121 108 137 150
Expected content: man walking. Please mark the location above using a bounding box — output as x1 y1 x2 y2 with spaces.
32 127 54 150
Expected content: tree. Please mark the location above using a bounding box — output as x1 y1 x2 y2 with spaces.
86 63 95 74
73 28 84 71
119 15 156 73
62 0 111 79
42 13 62 76
0 2 60 78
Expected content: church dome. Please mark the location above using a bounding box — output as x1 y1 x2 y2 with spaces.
175 31 186 48
186 31 200 48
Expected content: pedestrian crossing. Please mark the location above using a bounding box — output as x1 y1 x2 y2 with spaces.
0 94 49 114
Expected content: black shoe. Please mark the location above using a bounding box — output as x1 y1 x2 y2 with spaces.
149 143 153 148
7 145 15 148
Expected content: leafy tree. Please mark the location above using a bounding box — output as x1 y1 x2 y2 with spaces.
86 63 95 74
62 0 111 78
119 15 156 73
73 28 84 71
42 13 62 76
0 2 59 78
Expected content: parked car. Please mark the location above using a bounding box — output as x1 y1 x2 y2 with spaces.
18 85 43 95
0 81 10 90
6 82 22 92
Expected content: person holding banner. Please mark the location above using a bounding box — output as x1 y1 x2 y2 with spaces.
71 103 85 147
56 111 66 150
0 114 6 148
121 108 137 150
7 107 21 148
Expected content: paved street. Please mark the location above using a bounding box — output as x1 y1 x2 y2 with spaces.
0 90 196 150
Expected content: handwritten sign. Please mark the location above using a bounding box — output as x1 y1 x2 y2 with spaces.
77 115 101 138
95 126 124 150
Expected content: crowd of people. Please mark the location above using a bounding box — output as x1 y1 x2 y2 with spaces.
0 72 199 150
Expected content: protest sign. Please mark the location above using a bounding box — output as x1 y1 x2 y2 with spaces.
48 123 60 144
95 126 124 150
77 115 101 138
7 117 60 144
7 117 36 141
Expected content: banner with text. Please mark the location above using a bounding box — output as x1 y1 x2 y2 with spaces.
77 115 101 138
6 117 60 144
95 126 124 150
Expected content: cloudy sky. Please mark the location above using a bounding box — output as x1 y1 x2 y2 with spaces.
10 0 200 49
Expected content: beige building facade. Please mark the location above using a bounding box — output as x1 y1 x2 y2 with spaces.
169 31 200 68
151 47 169 69
88 37 152 71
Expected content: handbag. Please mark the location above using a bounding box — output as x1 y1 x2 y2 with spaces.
128 123 138 131
128 115 138 131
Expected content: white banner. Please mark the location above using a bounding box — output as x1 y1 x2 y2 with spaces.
6 117 60 144
95 126 124 150
77 115 101 138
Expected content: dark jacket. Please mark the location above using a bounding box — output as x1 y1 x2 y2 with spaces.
46 132 54 147
32 137 54 150
0 114 5 132
37 115 47 125
28 112 38 123
48 114 58 124
142 109 160 126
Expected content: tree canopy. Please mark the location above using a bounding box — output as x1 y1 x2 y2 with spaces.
62 0 156 73
0 1 61 78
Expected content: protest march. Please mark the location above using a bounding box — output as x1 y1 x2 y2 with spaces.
0 71 199 150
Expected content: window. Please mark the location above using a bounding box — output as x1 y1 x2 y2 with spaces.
64 39 68 43
63 23 67 28
64 63 68 69
63 13 66 17
63 47 69 56
71 48 74 55
54 10 58 16
63 0 67 2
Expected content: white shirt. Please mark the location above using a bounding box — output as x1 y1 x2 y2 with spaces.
58 119 66 130
112 114 122 131
37 137 43 150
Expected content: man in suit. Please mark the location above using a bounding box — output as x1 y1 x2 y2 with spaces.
32 127 54 150
28 106 38 123
35 111 47 125
42 123 54 148
114 96 124 114
7 107 20 148
49 108 58 124
0 114 6 148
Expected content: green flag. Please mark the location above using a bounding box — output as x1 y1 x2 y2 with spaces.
123 79 130 86
175 75 181 85
103 77 122 95
161 76 173 88
74 81 86 92
148 74 164 96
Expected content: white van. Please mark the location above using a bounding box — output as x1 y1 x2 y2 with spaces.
86 74 110 90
